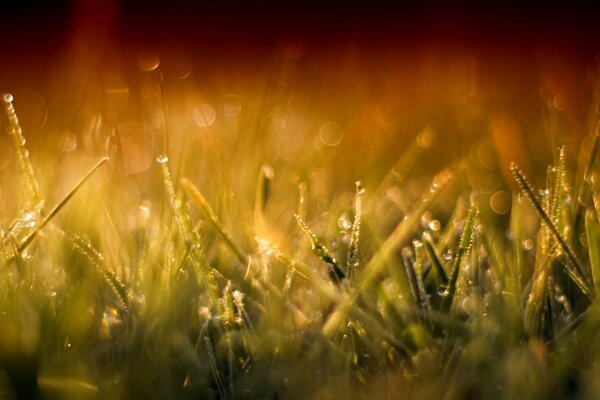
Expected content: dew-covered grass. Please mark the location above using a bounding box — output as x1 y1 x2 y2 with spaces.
2 62 600 400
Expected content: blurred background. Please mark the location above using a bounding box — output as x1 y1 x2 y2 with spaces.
0 0 599 219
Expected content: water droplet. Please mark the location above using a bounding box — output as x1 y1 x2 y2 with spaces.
428 220 441 231
355 181 365 195
539 189 548 197
420 211 433 228
21 211 35 222
522 239 534 250
156 154 169 164
338 215 352 231
443 249 454 260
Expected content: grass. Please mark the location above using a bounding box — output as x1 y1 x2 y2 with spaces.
2 75 600 400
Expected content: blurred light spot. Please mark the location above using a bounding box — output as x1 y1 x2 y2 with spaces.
118 121 155 175
101 307 121 339
490 190 511 215
137 51 160 72
416 125 436 148
376 98 404 127
319 121 344 147
137 200 152 229
223 95 242 117
552 93 568 111
478 140 500 169
162 46 193 80
194 104 216 127
522 239 534 250
59 131 78 152
467 168 501 192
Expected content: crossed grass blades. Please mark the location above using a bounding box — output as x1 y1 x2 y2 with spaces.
3 89 600 399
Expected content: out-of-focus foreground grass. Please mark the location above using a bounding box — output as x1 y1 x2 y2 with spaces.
1 45 600 400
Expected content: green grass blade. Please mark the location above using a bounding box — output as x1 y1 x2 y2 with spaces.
441 203 478 312
322 168 454 337
511 163 593 299
422 233 449 285
182 177 248 265
294 213 345 284
588 204 600 295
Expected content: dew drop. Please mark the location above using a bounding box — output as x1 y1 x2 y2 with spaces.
338 215 352 230
522 239 534 250
355 181 365 195
156 154 169 164
443 249 454 260
428 220 441 231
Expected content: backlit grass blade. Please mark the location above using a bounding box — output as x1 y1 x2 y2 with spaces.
422 233 448 285
13 157 108 257
345 181 364 281
441 203 478 312
294 213 345 284
589 198 600 294
511 163 593 299
322 168 454 337
181 177 248 265
2 93 40 204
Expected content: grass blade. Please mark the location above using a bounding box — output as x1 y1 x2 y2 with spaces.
441 203 478 312
294 214 345 284
2 93 40 204
14 157 108 256
345 181 364 281
181 177 248 265
511 163 593 299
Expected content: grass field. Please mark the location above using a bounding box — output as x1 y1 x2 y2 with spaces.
2 48 600 400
